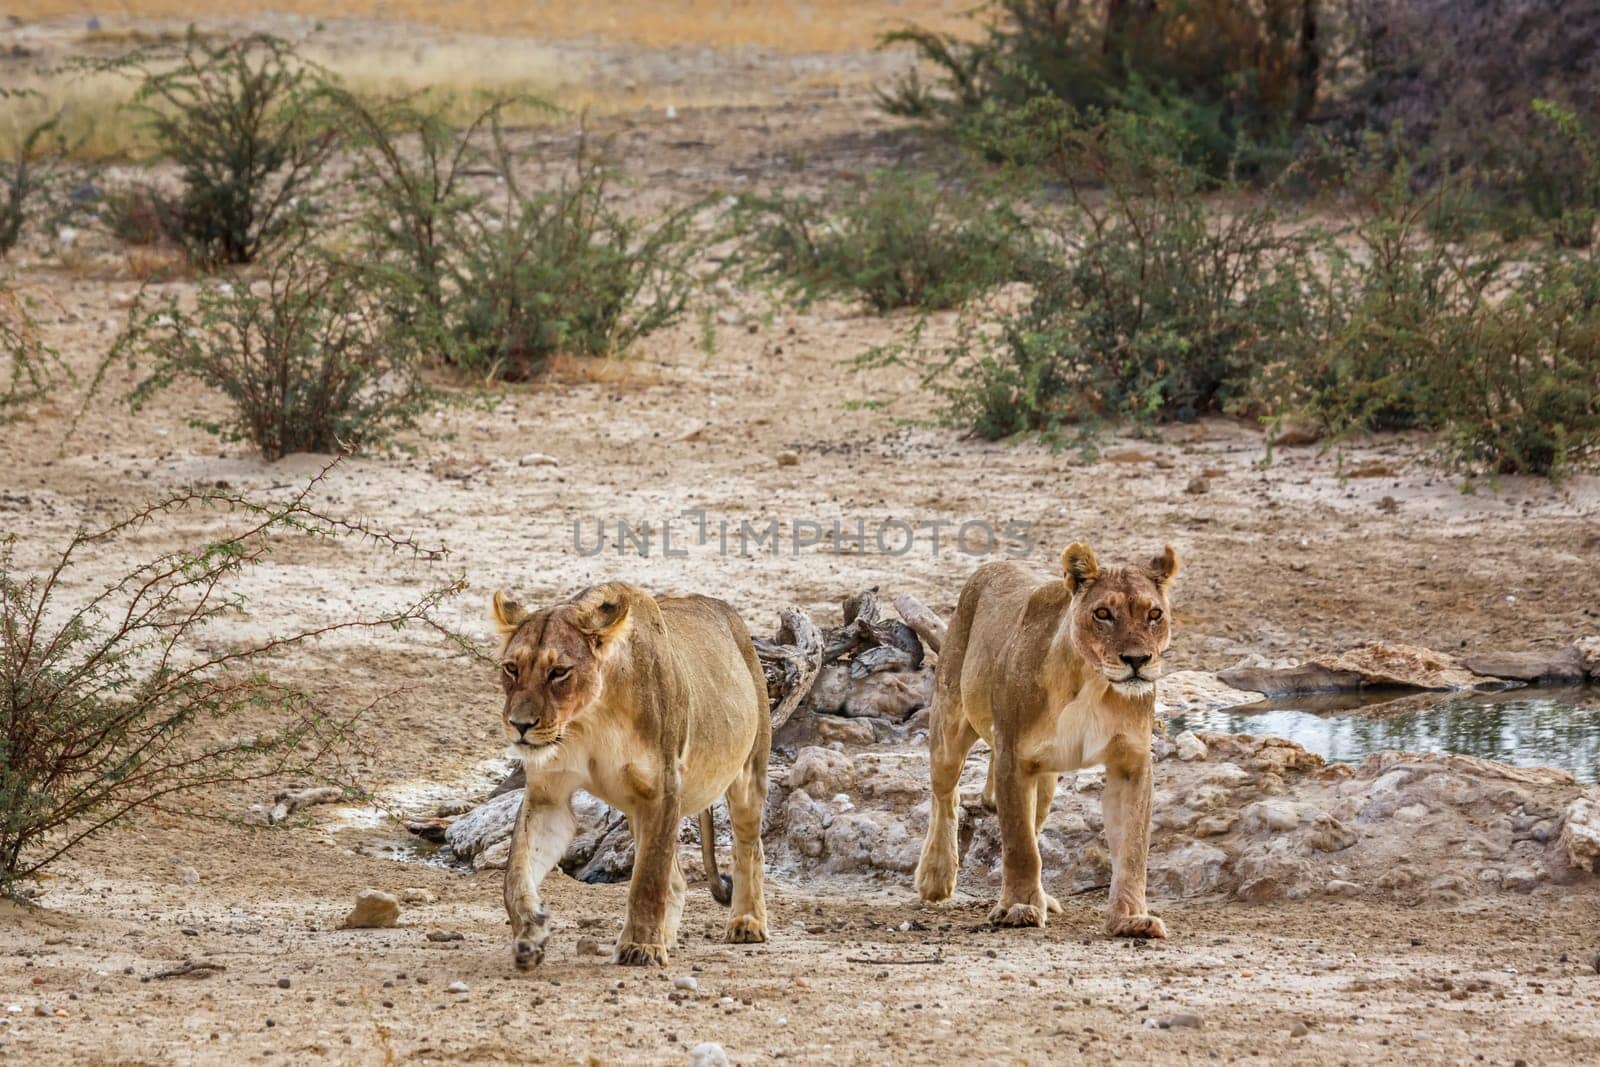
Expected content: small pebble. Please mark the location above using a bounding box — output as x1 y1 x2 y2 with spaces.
576 937 604 957
776 451 800 467
425 930 463 942
1170 1012 1203 1029
1290 1020 1310 1037
276 978 291 990
446 981 469 994
672 976 699 992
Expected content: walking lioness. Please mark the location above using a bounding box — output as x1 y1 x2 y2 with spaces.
491 582 770 969
915 543 1179 938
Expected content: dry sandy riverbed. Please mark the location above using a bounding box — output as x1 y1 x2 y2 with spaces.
3 12 1600 1066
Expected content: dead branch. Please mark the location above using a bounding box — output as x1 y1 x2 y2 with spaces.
752 607 823 731
893 593 946 655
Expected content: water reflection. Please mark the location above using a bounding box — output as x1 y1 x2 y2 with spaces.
1163 688 1600 782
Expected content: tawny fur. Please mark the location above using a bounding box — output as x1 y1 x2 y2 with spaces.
914 543 1179 938
491 582 770 970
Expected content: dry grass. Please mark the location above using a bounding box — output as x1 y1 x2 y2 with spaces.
22 1 973 53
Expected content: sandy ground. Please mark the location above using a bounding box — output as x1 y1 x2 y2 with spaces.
3 12 1600 1066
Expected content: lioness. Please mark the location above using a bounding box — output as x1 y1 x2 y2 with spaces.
491 581 770 969
914 542 1178 938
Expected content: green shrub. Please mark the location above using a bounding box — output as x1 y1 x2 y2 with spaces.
1282 152 1600 475
1 281 67 419
0 470 462 893
734 172 1027 312
122 30 335 266
938 118 1314 436
329 91 696 381
1 115 67 257
100 246 433 460
881 0 1315 178
445 165 698 380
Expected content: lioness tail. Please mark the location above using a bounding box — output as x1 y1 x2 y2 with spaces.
699 808 733 906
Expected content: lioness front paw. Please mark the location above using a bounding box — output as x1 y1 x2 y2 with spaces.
1107 913 1168 939
614 941 669 966
987 902 1047 928
725 914 767 944
513 938 546 970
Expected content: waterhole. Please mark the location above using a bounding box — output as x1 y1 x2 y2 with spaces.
1164 687 1600 782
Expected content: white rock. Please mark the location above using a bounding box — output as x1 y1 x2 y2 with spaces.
673 976 699 992
1242 800 1302 833
518 452 559 467
341 890 400 929
697 1031 733 1060
1559 796 1600 872
446 981 468 994
1174 731 1209 762
788 747 856 799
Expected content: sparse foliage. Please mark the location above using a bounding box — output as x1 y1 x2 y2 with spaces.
733 172 1028 312
118 30 336 266
0 467 463 892
100 245 434 459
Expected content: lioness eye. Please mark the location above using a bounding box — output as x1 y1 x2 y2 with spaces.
501 661 518 680
1149 608 1163 622
1093 607 1113 621
548 665 570 684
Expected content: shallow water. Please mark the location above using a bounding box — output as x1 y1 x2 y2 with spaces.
1164 687 1600 782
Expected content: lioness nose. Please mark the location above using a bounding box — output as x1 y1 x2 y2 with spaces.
1121 653 1151 671
513 720 536 738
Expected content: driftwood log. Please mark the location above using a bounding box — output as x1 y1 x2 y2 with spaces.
752 607 824 731
893 593 946 654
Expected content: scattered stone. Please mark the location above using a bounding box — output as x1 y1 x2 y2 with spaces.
446 981 469 994
1324 879 1362 897
1183 476 1209 495
1273 422 1322 447
276 978 291 989
814 716 876 746
399 888 436 905
1174 731 1208 762
425 930 464 942
776 450 800 467
672 976 699 992
576 937 605 957
517 452 560 467
787 747 856 799
689 1042 730 1067
1462 648 1586 685
1169 1012 1204 1029
341 890 401 930
176 866 200 885
1290 1020 1310 1038
266 785 344 825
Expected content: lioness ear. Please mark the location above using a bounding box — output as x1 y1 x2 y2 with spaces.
571 583 632 652
1061 542 1101 594
492 589 530 635
1147 544 1180 591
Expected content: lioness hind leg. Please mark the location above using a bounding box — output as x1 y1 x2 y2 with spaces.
724 743 769 944
504 792 578 971
915 699 978 904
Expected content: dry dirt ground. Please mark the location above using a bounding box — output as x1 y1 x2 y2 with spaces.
3 12 1600 1066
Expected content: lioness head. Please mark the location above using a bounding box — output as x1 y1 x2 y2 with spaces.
1061 542 1179 697
490 584 632 762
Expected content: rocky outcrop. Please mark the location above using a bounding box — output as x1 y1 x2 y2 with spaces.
1221 643 1511 695
759 731 1597 904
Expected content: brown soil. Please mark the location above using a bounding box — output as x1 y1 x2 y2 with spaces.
3 12 1599 1066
